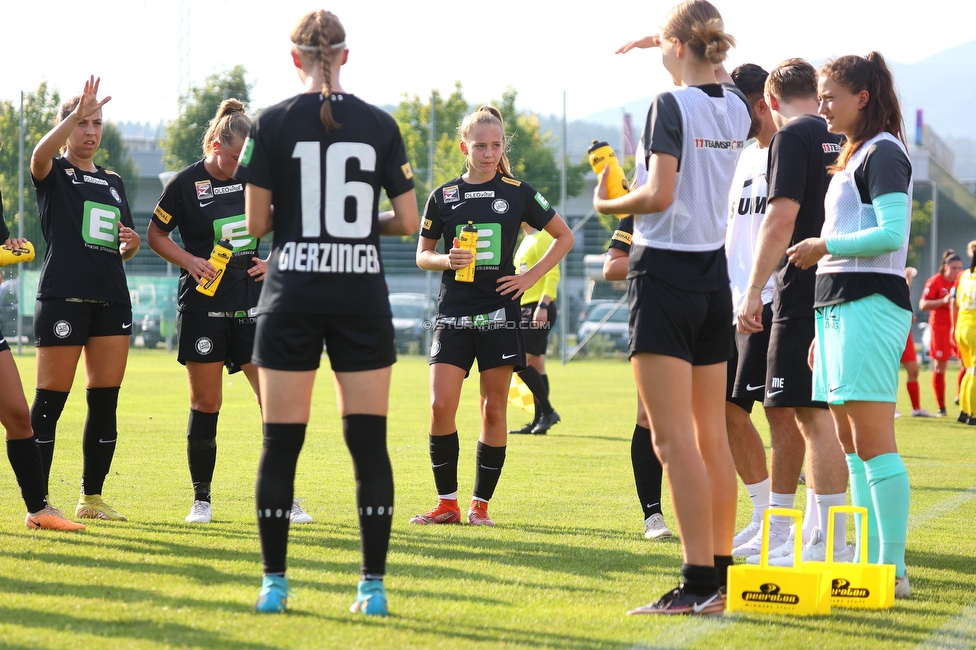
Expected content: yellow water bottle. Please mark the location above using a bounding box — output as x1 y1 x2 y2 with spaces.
587 140 629 199
196 239 233 296
0 241 35 266
455 222 478 283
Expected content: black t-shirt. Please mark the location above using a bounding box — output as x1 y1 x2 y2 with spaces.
632 83 747 291
152 160 261 312
766 114 841 320
609 216 633 254
420 173 555 317
32 157 133 304
814 139 913 311
235 93 415 316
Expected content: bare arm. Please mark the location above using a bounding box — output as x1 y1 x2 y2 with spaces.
416 235 461 272
603 247 629 281
736 197 800 333
245 185 274 239
594 153 677 216
379 190 420 236
147 221 215 285
30 76 111 181
919 294 950 311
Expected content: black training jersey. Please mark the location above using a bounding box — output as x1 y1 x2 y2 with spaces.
767 114 841 320
32 157 133 304
609 216 633 254
420 172 555 317
153 160 261 312
235 93 415 316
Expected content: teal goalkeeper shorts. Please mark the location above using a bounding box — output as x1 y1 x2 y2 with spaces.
813 293 912 404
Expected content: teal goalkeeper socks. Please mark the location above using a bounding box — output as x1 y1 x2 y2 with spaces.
846 453 880 563
864 453 910 577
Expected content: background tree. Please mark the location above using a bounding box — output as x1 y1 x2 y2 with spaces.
393 83 588 220
163 66 251 171
0 83 61 262
907 199 933 270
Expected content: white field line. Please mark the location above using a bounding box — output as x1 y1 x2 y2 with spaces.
916 603 976 649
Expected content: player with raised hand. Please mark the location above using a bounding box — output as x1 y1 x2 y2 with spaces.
29 76 140 522
235 10 419 615
787 51 915 598
413 105 573 528
598 0 750 615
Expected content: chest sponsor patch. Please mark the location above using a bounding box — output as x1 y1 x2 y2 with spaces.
195 180 214 201
81 201 121 250
213 183 243 195
822 142 841 153
212 214 257 252
454 222 501 269
443 185 459 203
693 138 746 151
465 191 494 199
82 174 108 186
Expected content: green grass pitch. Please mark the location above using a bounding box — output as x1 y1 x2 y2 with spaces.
0 350 972 649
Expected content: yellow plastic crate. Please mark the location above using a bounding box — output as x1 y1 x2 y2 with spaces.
727 508 832 616
805 505 896 610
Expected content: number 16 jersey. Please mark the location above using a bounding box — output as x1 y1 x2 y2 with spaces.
235 93 415 316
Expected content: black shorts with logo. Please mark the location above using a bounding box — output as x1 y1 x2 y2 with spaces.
629 274 732 366
430 303 525 373
519 300 557 356
253 311 396 373
177 309 257 374
732 302 774 405
764 317 827 409
35 299 133 347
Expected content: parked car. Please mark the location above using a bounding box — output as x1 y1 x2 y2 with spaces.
389 292 435 354
0 279 33 342
576 300 629 351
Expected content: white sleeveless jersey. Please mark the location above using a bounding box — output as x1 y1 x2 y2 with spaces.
818 132 910 277
725 142 774 316
634 86 750 252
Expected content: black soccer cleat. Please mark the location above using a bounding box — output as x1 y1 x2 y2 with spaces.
530 411 561 435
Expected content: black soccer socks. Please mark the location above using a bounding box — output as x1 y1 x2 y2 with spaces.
343 415 394 579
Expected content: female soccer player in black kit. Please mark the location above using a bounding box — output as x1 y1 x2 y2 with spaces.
148 100 312 526
597 0 750 615
235 10 418 616
29 76 140 522
0 187 84 531
412 106 573 527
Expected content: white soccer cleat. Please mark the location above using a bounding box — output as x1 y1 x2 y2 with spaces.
911 408 935 417
746 525 796 565
644 513 673 539
185 500 212 524
290 498 313 524
895 574 911 599
733 524 790 558
765 526 854 567
732 518 762 548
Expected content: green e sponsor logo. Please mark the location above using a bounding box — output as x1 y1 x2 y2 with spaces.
82 201 120 247
239 137 254 166
455 222 502 267
213 214 257 251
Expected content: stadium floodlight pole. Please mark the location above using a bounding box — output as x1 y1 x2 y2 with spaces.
17 91 25 355
559 91 568 364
